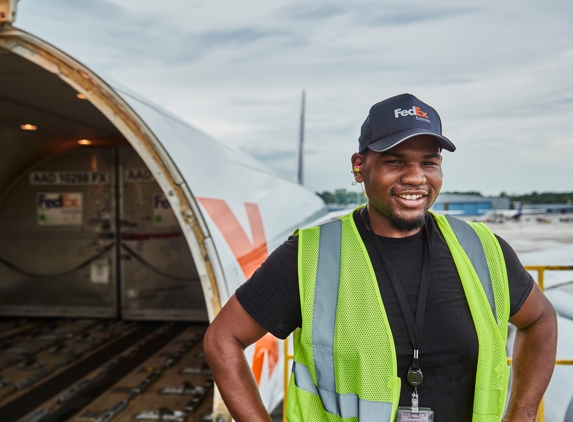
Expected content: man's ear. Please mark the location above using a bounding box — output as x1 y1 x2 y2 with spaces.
351 153 365 183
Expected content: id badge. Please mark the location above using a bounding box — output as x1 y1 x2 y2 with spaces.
396 407 434 422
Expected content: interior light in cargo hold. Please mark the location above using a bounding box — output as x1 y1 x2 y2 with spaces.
78 139 92 145
20 124 37 131
76 93 87 100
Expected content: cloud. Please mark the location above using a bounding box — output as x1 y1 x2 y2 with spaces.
13 0 573 195
282 4 348 21
283 2 477 26
357 4 479 26
18 0 301 68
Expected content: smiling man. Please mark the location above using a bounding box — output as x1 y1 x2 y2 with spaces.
353 135 442 236
204 94 557 422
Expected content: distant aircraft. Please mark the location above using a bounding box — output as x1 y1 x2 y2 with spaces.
473 202 525 223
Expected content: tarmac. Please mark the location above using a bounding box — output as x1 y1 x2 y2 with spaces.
479 215 573 254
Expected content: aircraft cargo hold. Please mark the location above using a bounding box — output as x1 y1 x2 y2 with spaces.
0 12 327 421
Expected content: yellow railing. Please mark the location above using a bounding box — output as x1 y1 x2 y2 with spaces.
525 265 573 290
521 265 573 422
281 265 573 422
283 337 292 422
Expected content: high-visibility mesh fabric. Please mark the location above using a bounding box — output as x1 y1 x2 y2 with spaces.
296 226 320 379
289 212 509 422
469 222 510 340
432 214 510 421
289 223 362 422
287 372 359 422
334 214 399 405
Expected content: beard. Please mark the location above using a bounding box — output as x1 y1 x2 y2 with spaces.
370 200 427 233
389 212 426 233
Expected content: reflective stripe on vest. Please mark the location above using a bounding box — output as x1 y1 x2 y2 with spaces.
291 214 503 421
292 361 393 420
445 215 497 322
312 219 341 395
292 219 394 421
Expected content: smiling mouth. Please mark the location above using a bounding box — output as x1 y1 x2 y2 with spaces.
396 193 426 201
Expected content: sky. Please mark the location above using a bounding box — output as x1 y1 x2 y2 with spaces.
14 0 573 196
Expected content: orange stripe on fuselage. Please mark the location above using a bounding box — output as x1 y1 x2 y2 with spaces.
197 198 278 385
251 332 279 385
197 198 268 279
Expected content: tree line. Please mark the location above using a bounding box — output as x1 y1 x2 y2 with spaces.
316 190 573 205
316 189 367 205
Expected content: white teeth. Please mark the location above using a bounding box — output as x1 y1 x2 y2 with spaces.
398 194 424 200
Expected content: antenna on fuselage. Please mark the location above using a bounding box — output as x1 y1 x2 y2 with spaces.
0 0 18 25
294 90 305 185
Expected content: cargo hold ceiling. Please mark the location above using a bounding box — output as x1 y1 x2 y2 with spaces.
0 48 129 193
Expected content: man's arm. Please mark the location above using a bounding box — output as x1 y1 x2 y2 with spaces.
503 283 557 422
204 294 273 422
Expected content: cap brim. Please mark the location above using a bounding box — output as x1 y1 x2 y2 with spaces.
363 128 456 153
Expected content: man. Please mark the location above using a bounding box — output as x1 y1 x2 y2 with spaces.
204 94 557 421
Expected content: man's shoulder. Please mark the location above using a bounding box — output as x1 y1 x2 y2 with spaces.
426 212 495 237
298 208 360 232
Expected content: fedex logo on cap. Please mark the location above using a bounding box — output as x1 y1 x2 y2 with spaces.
394 106 429 119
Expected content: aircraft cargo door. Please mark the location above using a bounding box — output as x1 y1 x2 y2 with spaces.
0 150 118 318
119 148 207 321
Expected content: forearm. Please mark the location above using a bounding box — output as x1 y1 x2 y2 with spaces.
204 326 272 422
503 309 557 421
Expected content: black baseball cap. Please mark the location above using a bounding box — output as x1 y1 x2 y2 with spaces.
358 93 456 154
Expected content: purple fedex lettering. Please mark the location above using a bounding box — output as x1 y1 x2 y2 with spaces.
37 194 62 209
153 194 171 209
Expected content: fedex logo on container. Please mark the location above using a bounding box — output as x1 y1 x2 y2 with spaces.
152 193 176 226
37 192 83 225
153 193 171 210
37 193 81 209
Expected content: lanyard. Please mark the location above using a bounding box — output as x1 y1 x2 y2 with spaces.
361 209 431 387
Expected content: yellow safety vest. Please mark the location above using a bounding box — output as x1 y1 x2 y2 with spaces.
286 210 510 422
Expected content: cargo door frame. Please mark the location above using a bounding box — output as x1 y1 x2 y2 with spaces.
0 26 225 323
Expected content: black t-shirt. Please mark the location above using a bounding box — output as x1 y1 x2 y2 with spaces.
236 211 533 421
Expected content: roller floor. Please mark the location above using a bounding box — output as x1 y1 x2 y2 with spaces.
0 319 212 422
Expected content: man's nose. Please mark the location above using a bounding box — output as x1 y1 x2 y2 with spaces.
400 164 426 186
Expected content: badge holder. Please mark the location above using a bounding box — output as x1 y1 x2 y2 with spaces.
396 405 434 422
396 355 434 421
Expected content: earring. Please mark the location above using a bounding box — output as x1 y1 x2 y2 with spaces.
351 166 361 185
